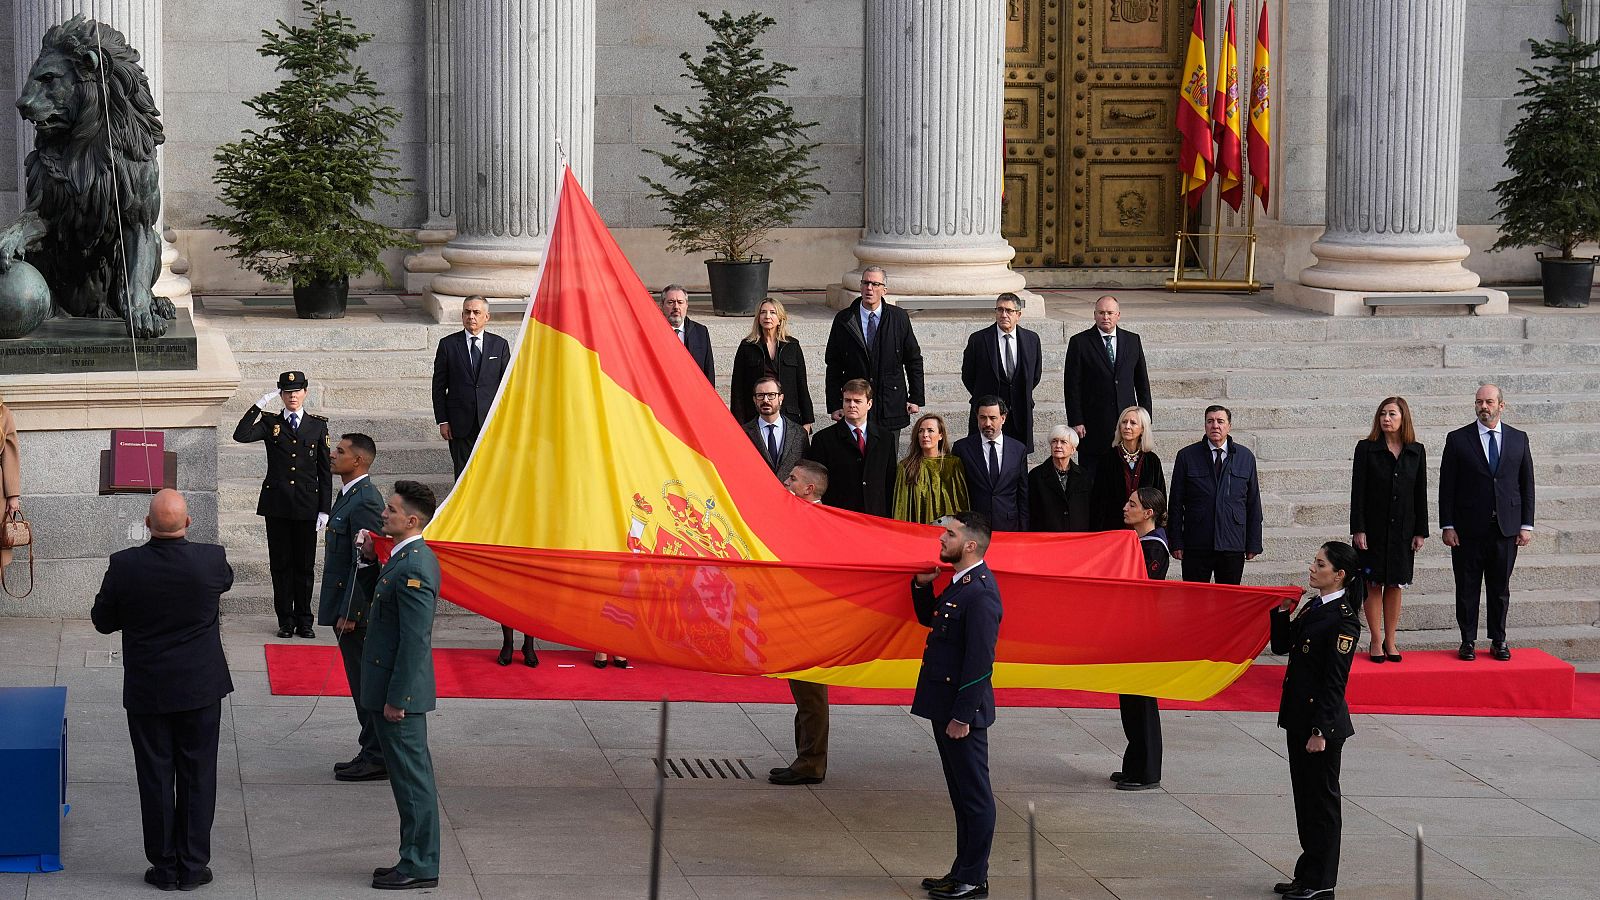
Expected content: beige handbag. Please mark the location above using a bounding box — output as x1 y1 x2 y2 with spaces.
2 509 33 599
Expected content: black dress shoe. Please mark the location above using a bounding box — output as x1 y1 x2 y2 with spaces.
920 875 956 891
334 759 389 782
295 626 315 639
144 866 178 891
929 882 988 900
1114 779 1161 791
1283 887 1334 899
372 869 439 890
1386 651 1403 663
1273 881 1300 895
1369 653 1385 664
768 768 823 785
522 644 539 667
1459 641 1476 661
1492 642 1512 661
496 644 514 666
275 627 292 639
333 755 362 773
373 865 397 878
592 657 609 668
178 867 213 891
1109 771 1125 782
770 766 792 777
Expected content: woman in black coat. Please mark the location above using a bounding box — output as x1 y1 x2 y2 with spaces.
1027 425 1092 532
729 297 815 428
1350 397 1427 663
1090 406 1166 531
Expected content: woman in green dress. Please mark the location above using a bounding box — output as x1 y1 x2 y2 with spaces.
893 413 971 524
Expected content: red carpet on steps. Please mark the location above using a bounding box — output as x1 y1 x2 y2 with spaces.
264 645 1596 719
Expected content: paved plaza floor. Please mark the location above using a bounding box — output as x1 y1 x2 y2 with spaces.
3 615 1599 899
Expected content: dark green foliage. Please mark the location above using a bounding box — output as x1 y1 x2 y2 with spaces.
642 10 827 262
207 1 415 284
1491 4 1600 258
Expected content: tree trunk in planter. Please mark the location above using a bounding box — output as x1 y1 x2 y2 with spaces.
292 275 350 319
1537 253 1595 308
705 259 770 317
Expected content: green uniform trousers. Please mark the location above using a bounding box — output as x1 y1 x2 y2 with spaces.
373 711 439 878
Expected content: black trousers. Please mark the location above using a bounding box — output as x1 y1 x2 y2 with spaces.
337 627 384 766
787 680 830 778
127 701 222 885
1118 694 1162 784
1451 534 1518 644
264 516 317 630
447 430 480 479
1180 548 1246 585
1286 730 1344 891
933 721 994 886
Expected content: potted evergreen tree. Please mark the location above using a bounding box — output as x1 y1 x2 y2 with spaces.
1491 3 1600 307
208 0 415 319
642 10 826 316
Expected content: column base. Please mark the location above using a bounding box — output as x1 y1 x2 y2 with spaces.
1299 238 1482 292
1274 280 1509 317
404 227 456 293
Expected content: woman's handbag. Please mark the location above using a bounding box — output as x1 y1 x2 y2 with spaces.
1 509 34 599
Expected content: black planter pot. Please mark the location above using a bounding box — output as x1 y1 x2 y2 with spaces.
704 258 770 317
292 275 350 319
1536 253 1594 308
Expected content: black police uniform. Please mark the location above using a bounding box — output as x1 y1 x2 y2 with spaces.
233 371 332 635
1271 590 1360 897
910 562 1003 894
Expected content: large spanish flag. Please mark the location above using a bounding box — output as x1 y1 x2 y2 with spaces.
1213 0 1244 212
422 169 1297 700
1248 1 1273 210
1177 0 1215 208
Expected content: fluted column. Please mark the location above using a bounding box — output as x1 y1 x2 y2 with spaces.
428 0 594 316
838 0 1029 305
13 0 192 310
1581 1 1600 66
1299 0 1479 291
403 0 455 292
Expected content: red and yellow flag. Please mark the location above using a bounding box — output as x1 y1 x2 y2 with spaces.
1213 0 1244 211
1177 0 1215 208
422 169 1296 700
1247 1 1272 210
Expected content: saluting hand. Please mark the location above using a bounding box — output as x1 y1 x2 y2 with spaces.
255 391 278 411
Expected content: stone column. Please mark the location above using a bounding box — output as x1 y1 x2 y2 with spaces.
1297 0 1479 293
1581 1 1600 66
13 0 192 310
403 0 455 293
834 0 1036 314
428 0 594 320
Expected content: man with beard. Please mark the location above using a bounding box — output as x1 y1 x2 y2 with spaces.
742 375 809 481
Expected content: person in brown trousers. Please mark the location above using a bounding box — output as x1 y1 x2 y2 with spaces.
771 460 832 785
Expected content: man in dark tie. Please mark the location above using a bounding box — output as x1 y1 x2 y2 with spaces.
1167 405 1263 585
431 295 512 479
742 375 809 482
961 292 1043 451
1440 383 1536 661
803 379 898 516
1063 295 1153 477
234 370 331 638
824 266 925 446
91 490 234 893
659 284 715 382
952 397 1030 531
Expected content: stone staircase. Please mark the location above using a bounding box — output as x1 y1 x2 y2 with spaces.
204 296 1600 660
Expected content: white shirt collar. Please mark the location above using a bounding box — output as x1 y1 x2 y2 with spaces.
1208 439 1228 452
391 534 424 555
340 473 370 496
1099 327 1118 339
951 560 985 584
463 328 484 341
1315 587 1345 606
1477 421 1500 436
996 323 1016 338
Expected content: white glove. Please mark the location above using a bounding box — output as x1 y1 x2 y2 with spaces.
316 513 329 531
256 391 278 410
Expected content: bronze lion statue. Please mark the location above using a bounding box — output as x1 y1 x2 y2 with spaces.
0 16 173 338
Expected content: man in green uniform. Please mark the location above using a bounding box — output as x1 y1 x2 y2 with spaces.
359 481 441 891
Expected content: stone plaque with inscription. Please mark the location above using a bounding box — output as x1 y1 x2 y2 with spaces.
0 310 197 375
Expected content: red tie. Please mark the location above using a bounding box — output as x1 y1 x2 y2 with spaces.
855 427 866 455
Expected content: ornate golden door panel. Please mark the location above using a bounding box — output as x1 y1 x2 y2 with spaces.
1005 0 1187 267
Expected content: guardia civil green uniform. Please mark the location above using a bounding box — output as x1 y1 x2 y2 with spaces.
360 536 441 882
317 475 386 773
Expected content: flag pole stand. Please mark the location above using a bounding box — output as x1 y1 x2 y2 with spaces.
1165 199 1260 293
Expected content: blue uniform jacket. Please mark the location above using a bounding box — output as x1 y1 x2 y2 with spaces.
910 562 1003 727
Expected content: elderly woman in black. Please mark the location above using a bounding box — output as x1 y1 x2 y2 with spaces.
1349 397 1427 663
1090 406 1165 532
1026 425 1092 532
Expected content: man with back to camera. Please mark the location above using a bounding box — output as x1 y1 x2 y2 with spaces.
1167 404 1263 585
770 459 833 786
952 397 1030 531
824 266 925 446
1063 295 1153 478
91 489 233 893
659 284 715 382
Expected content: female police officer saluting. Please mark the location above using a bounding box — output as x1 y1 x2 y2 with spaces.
1270 541 1362 900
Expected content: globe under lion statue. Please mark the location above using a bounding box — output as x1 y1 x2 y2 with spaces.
0 15 174 339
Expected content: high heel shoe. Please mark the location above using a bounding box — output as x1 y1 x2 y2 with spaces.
612 657 630 669
592 654 609 669
1385 644 1402 663
1369 646 1385 664
522 642 539 667
496 644 514 666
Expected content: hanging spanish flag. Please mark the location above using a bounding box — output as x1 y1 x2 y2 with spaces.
1213 0 1244 211
421 168 1297 701
1247 1 1272 210
1177 0 1215 208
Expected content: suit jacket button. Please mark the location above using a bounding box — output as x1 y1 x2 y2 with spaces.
945 677 952 683
289 480 295 484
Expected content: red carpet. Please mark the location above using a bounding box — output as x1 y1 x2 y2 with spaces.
264 645 1596 719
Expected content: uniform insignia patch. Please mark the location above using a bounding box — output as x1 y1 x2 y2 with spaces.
1337 635 1354 654
406 578 421 588
272 423 280 437
1340 603 1352 616
324 434 331 448
960 575 971 584
1301 642 1310 653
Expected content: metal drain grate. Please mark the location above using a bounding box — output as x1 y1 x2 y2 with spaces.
653 757 758 779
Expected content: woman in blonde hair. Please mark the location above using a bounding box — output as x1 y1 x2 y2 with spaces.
730 297 815 430
892 413 970 524
0 395 19 572
1090 406 1165 532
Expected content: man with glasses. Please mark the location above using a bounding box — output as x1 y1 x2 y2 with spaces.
824 267 925 447
1064 295 1153 478
741 375 809 481
960 292 1043 451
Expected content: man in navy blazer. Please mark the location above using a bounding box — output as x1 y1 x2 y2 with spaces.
431 296 511 478
1167 405 1263 585
953 397 1030 531
961 292 1043 451
91 490 234 892
1064 295 1153 476
1440 383 1536 661
659 284 715 382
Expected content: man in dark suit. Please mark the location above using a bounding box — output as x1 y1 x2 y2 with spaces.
824 266 925 443
360 481 443 891
91 489 233 893
660 284 715 382
1167 405 1263 585
771 459 832 786
317 433 388 783
961 292 1043 451
803 378 897 516
235 370 331 638
1440 383 1536 661
911 511 1002 900
431 295 512 479
1063 295 1153 476
742 375 809 482
953 397 1030 531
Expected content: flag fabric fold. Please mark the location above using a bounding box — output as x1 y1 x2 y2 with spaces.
1213 0 1244 212
1248 1 1273 210
1177 0 1215 208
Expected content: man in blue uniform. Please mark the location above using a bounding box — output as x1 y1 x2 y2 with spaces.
911 511 1002 900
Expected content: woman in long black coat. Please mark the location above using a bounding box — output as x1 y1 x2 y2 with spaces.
1090 406 1166 532
1350 396 1427 663
1028 425 1092 532
729 297 815 429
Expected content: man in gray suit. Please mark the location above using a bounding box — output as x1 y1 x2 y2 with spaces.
742 375 809 481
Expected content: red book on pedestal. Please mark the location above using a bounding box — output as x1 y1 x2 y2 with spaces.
110 430 165 490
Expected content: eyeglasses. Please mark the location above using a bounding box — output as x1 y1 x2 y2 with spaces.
861 280 885 288
753 392 782 401
994 307 1020 315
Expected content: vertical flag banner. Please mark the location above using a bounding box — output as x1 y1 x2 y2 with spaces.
1213 0 1244 211
1177 0 1215 208
1248 1 1273 210
422 168 1297 701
